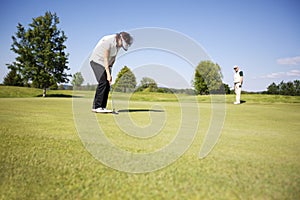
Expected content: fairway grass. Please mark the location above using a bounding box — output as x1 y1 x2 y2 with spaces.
0 93 300 199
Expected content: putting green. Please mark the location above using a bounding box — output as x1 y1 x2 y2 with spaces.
0 95 299 199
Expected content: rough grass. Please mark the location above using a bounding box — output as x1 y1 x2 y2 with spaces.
0 86 43 97
0 86 74 98
0 87 300 199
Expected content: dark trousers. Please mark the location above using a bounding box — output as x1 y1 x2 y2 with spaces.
90 61 110 109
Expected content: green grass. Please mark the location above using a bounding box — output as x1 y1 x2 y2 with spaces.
0 86 74 98
2 85 300 104
0 87 300 199
0 86 43 97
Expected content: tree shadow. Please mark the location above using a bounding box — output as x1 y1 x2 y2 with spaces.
118 109 164 113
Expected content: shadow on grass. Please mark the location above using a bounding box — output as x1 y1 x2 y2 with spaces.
36 94 82 98
240 100 246 104
118 109 164 113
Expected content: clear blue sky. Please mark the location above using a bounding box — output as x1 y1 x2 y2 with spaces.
1 0 299 91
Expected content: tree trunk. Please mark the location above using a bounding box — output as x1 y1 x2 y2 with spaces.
43 88 47 97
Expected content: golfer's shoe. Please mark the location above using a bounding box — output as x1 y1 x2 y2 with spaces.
233 102 240 105
92 108 112 113
101 108 112 113
92 108 105 113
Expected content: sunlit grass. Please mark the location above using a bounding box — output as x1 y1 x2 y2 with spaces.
0 87 299 199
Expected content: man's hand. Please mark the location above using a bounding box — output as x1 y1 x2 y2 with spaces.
107 74 112 84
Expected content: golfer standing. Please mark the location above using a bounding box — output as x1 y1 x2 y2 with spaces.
90 32 133 112
233 65 243 104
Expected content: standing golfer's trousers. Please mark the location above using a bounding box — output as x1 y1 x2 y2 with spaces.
90 61 111 109
234 83 242 103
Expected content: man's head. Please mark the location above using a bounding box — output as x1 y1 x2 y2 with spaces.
119 32 133 51
233 65 239 71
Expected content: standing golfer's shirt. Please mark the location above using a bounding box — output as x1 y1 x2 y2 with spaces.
90 34 120 66
234 70 243 84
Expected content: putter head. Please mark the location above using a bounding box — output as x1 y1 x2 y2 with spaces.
112 109 119 115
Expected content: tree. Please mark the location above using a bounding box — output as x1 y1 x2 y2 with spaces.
8 11 70 97
267 82 279 94
139 77 158 92
3 67 24 86
286 81 295 96
71 72 84 88
294 80 300 96
223 83 231 94
193 60 223 95
266 80 300 96
113 66 136 93
193 69 208 95
278 81 288 95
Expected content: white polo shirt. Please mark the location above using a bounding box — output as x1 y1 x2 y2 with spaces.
89 34 120 66
234 70 243 83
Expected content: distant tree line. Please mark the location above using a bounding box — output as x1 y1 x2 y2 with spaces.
110 63 231 95
265 80 300 96
111 67 197 95
8 11 296 96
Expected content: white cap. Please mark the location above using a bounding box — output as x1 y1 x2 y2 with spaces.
233 65 238 69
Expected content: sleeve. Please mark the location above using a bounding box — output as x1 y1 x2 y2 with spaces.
239 71 243 77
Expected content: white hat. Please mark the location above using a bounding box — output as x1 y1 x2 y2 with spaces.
233 65 238 69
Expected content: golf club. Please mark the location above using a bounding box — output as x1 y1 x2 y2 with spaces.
110 86 118 114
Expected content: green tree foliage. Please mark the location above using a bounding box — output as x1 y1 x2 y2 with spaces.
8 11 70 97
286 81 295 95
3 68 24 86
267 82 279 95
71 72 84 88
223 83 231 94
294 80 300 95
193 69 208 94
266 80 300 96
278 81 288 95
113 66 136 93
137 77 158 92
193 60 223 95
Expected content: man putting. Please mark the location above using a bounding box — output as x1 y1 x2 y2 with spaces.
90 32 133 113
233 65 243 104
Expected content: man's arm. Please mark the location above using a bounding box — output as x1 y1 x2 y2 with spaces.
110 56 116 66
104 49 112 84
239 71 243 85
